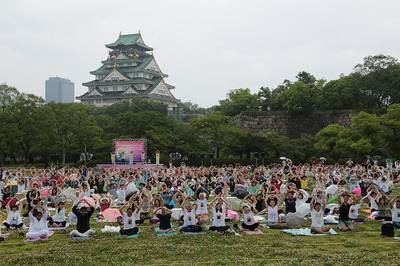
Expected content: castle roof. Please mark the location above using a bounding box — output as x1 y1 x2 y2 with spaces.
105 33 153 51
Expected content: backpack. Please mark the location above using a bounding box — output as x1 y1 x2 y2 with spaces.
381 223 394 237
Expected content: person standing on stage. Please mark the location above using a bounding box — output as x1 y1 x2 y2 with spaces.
129 152 134 165
141 152 145 164
111 151 116 165
120 151 125 164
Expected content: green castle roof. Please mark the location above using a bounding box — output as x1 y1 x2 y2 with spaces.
105 34 153 51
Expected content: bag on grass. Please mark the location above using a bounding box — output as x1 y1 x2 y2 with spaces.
381 223 394 237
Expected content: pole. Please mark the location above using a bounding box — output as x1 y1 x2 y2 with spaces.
84 144 87 166
256 158 258 167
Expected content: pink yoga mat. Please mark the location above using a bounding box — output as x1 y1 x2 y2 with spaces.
243 229 263 235
24 231 54 242
226 210 239 221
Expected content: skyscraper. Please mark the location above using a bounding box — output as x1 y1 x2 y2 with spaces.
45 77 74 103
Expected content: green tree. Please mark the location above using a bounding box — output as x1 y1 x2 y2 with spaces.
319 75 361 109
47 103 103 166
190 112 238 158
381 103 400 157
314 124 347 161
11 93 48 166
353 54 400 107
217 88 261 116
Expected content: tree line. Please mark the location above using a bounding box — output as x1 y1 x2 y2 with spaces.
1 54 399 167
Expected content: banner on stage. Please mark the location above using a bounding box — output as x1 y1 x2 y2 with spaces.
115 140 145 163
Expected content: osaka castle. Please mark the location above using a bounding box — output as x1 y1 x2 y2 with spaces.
77 32 179 108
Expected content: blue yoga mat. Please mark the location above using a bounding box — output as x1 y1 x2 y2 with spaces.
282 228 338 236
119 228 141 238
155 227 178 236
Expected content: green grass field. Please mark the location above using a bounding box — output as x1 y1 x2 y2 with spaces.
1 186 400 265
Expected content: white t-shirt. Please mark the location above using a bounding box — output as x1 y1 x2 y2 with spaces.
242 211 255 226
212 206 226 227
267 206 278 223
311 209 324 229
196 199 208 215
183 209 196 226
392 206 400 223
123 212 136 230
348 204 361 219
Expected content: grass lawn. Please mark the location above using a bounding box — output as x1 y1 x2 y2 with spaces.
1 186 400 265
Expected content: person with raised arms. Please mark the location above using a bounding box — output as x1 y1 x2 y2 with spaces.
338 191 357 232
119 199 140 237
26 201 49 239
180 195 202 233
310 193 331 234
70 198 95 238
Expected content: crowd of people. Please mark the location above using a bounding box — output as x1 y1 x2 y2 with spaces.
0 158 399 241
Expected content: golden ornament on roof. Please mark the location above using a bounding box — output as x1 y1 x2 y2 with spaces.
128 54 133 57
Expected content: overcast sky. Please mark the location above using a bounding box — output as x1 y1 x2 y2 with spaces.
1 0 400 107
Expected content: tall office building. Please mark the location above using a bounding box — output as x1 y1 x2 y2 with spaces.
45 77 74 103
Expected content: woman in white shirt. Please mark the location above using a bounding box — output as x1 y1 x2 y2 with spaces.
196 192 209 223
240 202 259 231
26 203 49 239
118 200 140 237
180 195 202 233
310 194 331 234
209 195 229 233
49 195 68 228
4 198 24 229
265 194 281 226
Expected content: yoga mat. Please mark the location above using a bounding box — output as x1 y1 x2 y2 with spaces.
155 227 177 236
50 223 70 230
72 230 96 239
0 233 10 239
360 209 372 214
24 231 55 242
184 231 204 235
72 236 93 240
307 217 339 224
243 229 263 235
282 228 337 236
119 228 140 238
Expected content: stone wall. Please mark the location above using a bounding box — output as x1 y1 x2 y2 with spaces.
238 110 359 138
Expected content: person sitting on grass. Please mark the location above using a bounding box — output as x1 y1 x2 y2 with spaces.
196 192 209 223
375 193 392 221
70 198 95 237
348 197 364 223
0 210 7 237
264 193 281 226
153 206 176 234
180 195 202 233
208 195 229 233
310 194 331 234
239 199 259 231
3 197 23 230
49 194 68 228
26 202 49 239
338 191 356 232
119 200 140 237
389 195 400 229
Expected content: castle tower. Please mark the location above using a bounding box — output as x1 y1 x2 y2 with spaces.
77 32 179 108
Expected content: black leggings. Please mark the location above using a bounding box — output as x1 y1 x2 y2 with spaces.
242 222 259 231
3 222 24 229
49 221 67 227
120 227 139 236
375 216 392 221
209 226 229 232
180 225 202 232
